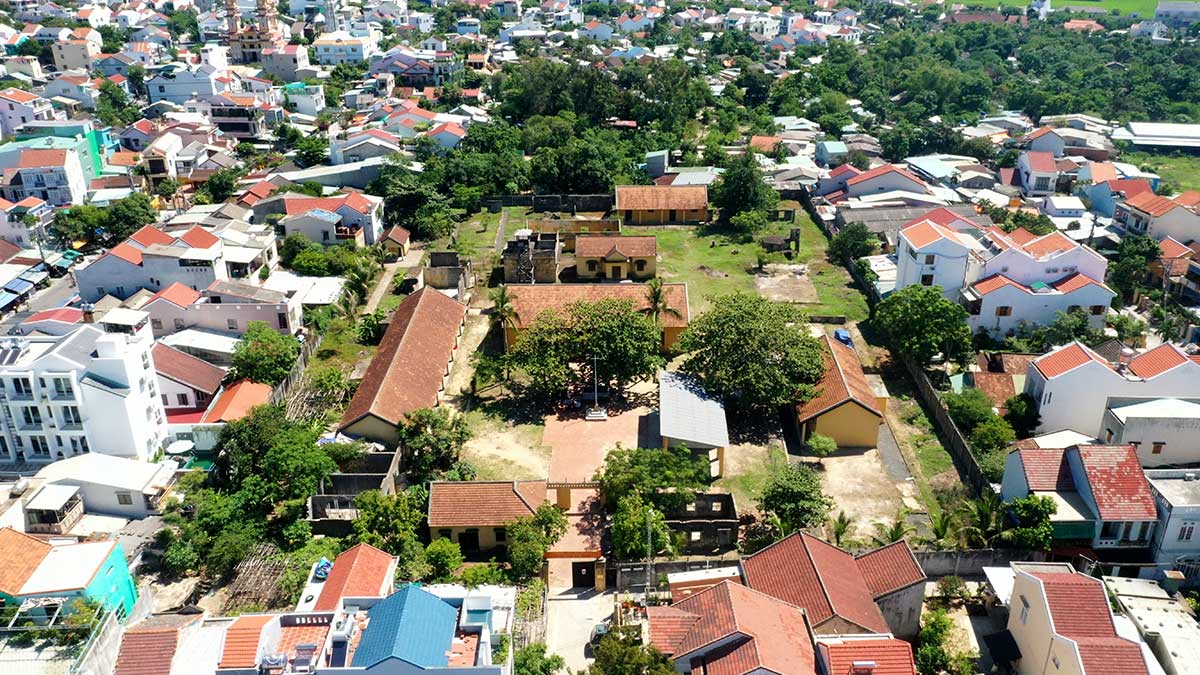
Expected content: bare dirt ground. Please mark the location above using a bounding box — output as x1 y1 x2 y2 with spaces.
444 312 491 401
803 450 908 540
754 263 819 303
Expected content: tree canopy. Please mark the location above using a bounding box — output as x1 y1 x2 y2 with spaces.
875 285 973 369
231 321 300 385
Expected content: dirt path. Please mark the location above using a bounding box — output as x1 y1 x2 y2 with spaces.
803 450 907 540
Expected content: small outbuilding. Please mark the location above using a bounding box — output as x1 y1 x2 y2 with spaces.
658 370 729 478
794 335 886 448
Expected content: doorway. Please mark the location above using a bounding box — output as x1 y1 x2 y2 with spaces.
571 562 593 588
458 530 480 554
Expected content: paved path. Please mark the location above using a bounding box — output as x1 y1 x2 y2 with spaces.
492 209 510 251
545 590 614 673
362 247 424 313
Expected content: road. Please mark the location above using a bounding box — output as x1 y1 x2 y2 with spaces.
544 590 615 672
0 273 80 334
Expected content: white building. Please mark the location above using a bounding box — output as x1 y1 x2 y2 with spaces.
0 88 57 139
1101 398 1200 467
0 314 167 465
1017 151 1058 197
146 64 237 105
33 453 176 518
1146 470 1200 570
895 207 1114 337
0 147 89 206
136 279 302 338
311 31 378 65
1025 342 1200 438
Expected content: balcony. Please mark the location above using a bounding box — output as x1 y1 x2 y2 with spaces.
24 489 83 535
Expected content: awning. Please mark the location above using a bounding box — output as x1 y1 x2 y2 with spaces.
52 257 73 269
0 291 19 308
982 630 1022 664
4 278 33 294
19 270 47 284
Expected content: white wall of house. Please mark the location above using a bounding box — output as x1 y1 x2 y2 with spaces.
1100 408 1200 467
847 172 926 198
1007 573 1087 675
895 234 974 299
1147 471 1200 565
970 285 1112 337
982 246 1106 287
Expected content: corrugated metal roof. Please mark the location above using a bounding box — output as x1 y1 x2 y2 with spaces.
658 370 729 448
351 585 458 669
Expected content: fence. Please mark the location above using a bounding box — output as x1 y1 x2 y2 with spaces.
915 549 1048 578
607 554 741 591
482 194 615 213
269 332 325 406
511 584 547 651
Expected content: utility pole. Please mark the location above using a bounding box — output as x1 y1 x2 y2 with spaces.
645 504 653 604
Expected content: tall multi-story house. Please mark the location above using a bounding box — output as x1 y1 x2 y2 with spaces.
75 224 275 302
311 30 378 64
1115 190 1200 241
1003 562 1151 675
0 311 167 465
0 195 51 247
262 44 314 81
369 46 461 86
0 88 57 139
51 27 102 71
1024 341 1200 437
197 92 267 139
0 148 89 206
895 208 1114 337
146 64 238 105
255 191 385 245
1017 150 1058 197
1146 469 1200 570
136 279 302 338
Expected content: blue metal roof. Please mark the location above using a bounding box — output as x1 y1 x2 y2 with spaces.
350 585 458 669
4 278 33 294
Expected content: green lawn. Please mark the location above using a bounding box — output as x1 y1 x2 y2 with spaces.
648 210 869 320
1122 152 1200 193
958 0 1155 16
714 445 789 515
455 209 505 262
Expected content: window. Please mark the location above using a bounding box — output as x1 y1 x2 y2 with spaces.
62 407 81 425
1019 595 1029 624
995 306 1013 316
1105 429 1114 443
161 394 169 405
924 254 935 265
1090 305 1106 315
151 319 162 330
12 377 31 397
494 528 506 543
174 318 185 330
177 393 189 406
116 492 133 505
1101 521 1121 539
227 318 238 330
587 260 596 271
278 312 288 329
690 531 701 541
1153 442 1165 455
21 407 41 426
635 260 646 272
1179 522 1195 542
1067 305 1081 313
30 436 48 456
921 274 934 286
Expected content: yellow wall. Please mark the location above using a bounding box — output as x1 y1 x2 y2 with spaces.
622 207 708 225
803 402 882 448
576 256 656 280
430 525 509 551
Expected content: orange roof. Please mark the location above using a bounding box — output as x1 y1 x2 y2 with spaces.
1160 236 1193 259
147 282 201 308
313 543 395 611
845 164 925 188
1126 191 1182 217
614 185 707 212
1176 191 1200 208
108 241 145 265
201 380 273 423
900 219 958 249
129 225 175 248
1051 272 1110 294
1019 230 1077 257
0 87 40 104
18 149 67 168
507 283 690 330
108 151 140 167
217 614 274 669
796 335 881 423
179 225 219 248
428 480 547 528
1087 162 1118 183
820 637 916 675
971 274 1028 296
1033 342 1110 379
1127 343 1190 379
0 528 51 596
575 235 657 259
749 135 782 152
1024 126 1056 142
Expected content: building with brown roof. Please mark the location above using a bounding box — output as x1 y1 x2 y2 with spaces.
311 543 397 611
428 480 548 554
339 288 467 446
505 283 689 350
113 613 203 675
614 185 708 225
795 335 886 448
741 532 926 638
574 234 658 281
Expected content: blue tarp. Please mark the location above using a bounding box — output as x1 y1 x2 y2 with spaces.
0 291 18 308
4 278 33 294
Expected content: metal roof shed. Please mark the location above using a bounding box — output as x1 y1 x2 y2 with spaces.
658 370 729 450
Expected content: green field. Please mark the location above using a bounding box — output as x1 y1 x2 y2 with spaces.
958 0 1156 16
1122 152 1200 193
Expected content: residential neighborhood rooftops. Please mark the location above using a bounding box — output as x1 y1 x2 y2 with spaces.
151 343 225 395
506 283 690 329
1075 444 1157 521
201 379 272 423
313 543 396 611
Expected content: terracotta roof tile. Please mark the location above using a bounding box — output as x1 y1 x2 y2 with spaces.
201 379 272 423
854 540 926 597
507 283 689 330
1126 191 1182 217
1033 342 1110 379
1051 272 1111 294
151 343 225 395
129 225 175 248
1018 448 1074 491
339 288 466 430
614 185 707 212
1159 236 1192 259
1028 571 1153 675
1127 343 1190 378
114 615 200 675
1102 178 1152 199
899 219 959 249
218 614 274 669
1086 162 1118 183
1075 445 1157 521
846 163 926 189
0 527 51 596
427 480 547 528
383 225 410 245
313 543 395 611
743 532 888 633
796 335 881 423
748 135 782 152
179 225 219 248
819 637 917 675
574 235 657 259
1024 151 1057 173
645 605 701 655
147 281 200 308
25 307 83 325
18 149 67 168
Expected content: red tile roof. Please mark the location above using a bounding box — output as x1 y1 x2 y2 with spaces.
18 149 67 168
151 343 225 395
819 637 917 675
972 274 1028 296
1126 191 1182 217
854 540 926 597
0 87 39 103
1160 236 1192 259
1075 445 1156 521
1086 162 1118 183
748 135 782 152
1024 151 1057 173
648 581 816 674
742 532 889 633
107 241 145 265
313 543 395 611
179 225 219 248
282 193 377 217
1032 342 1110 379
24 307 83 325
574 235 657 259
1102 178 1152 200
1177 190 1200 208
1030 571 1150 675
507 283 689 330
338 288 466 430
1024 126 1056 142
828 164 862 180
1127 342 1190 378
0 528 51 595
1051 272 1111 294
1019 230 1076 257
147 281 201 308
427 480 547 528
383 225 410 245
201 379 272 423
899 219 958 249
113 615 200 675
845 163 925 189
218 614 274 669
1018 448 1074 491
614 185 708 211
129 225 175 248
796 335 881 424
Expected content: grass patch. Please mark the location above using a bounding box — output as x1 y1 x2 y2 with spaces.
1123 151 1200 193
455 209 504 260
310 315 375 372
714 444 788 513
956 0 1155 15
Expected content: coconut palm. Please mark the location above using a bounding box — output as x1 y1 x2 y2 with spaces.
343 258 377 304
827 511 854 548
641 277 682 325
917 510 960 551
959 492 1015 548
870 510 915 546
490 284 519 350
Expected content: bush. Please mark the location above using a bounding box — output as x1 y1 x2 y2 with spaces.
291 248 330 276
460 562 507 588
807 433 838 457
425 538 464 582
944 388 996 434
936 575 968 603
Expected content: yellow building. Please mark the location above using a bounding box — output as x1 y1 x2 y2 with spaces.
795 336 886 448
615 185 709 225
381 225 411 259
574 235 658 281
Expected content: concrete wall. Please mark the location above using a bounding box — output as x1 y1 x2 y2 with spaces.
621 207 708 225
913 549 1048 577
576 255 656 280
877 583 923 638
1102 408 1200 467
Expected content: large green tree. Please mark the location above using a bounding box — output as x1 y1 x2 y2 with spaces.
594 444 708 513
677 293 825 409
757 463 832 534
396 407 472 482
711 151 778 222
610 493 674 560
231 321 300 385
874 285 973 368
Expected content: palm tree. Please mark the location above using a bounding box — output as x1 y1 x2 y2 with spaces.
343 258 377 305
641 278 682 326
827 511 854 548
959 493 1015 548
490 285 519 350
870 510 915 546
917 510 960 551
